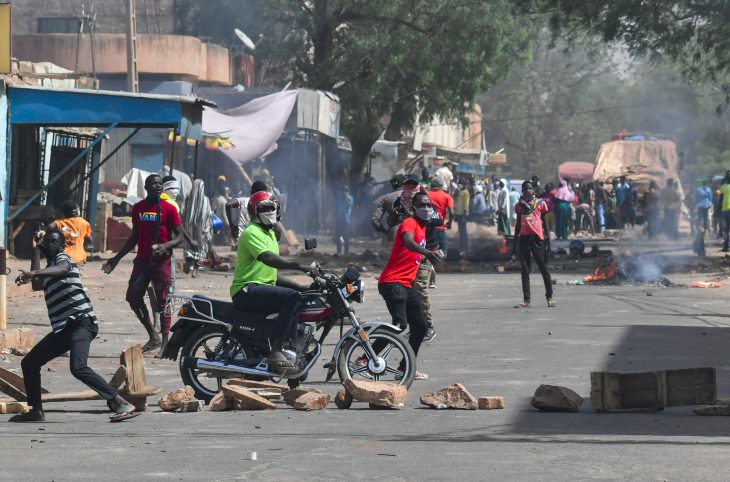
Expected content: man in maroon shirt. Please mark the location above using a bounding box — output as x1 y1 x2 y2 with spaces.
378 191 442 380
512 180 555 308
102 174 183 353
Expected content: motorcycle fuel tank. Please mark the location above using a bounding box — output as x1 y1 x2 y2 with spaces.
299 294 330 322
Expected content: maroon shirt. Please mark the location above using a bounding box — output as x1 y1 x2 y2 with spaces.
131 198 182 260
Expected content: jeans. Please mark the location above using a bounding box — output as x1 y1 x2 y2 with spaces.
377 282 427 356
334 220 350 255
435 229 448 255
22 317 118 410
518 235 553 303
723 211 730 249
596 204 606 232
232 283 301 340
696 207 709 232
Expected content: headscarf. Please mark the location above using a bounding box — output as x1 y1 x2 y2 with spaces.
163 179 180 199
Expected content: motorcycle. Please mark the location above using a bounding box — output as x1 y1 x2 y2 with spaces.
160 240 416 401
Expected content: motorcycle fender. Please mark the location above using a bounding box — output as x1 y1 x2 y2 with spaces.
160 318 205 361
330 321 404 361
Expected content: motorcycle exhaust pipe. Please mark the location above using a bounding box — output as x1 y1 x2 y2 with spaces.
181 356 274 377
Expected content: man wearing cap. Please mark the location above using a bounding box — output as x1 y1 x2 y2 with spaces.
371 174 405 247
497 178 511 235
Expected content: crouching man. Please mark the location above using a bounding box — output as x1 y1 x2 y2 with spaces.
11 229 139 423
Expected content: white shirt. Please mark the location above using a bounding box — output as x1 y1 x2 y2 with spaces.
235 197 251 232
435 167 453 190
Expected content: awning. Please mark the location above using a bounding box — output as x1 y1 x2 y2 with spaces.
7 85 214 139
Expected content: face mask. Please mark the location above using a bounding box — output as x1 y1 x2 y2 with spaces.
164 188 180 199
257 211 277 227
414 207 433 221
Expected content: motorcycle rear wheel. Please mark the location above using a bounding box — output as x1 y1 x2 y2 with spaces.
179 326 249 402
336 328 416 388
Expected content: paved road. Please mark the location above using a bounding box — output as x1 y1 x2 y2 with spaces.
2 249 730 480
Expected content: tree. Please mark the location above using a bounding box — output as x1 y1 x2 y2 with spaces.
518 1 730 103
175 0 535 180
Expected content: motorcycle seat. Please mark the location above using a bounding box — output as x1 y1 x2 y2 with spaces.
190 295 279 324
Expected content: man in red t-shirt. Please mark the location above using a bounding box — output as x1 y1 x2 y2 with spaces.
512 180 554 308
378 191 442 380
428 177 454 254
102 174 183 353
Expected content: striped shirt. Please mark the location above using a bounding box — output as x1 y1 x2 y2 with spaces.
43 253 97 332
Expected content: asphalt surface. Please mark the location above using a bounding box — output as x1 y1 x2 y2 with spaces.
2 240 730 480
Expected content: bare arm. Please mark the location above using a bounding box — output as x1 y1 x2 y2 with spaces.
102 223 138 273
276 273 309 291
257 251 309 272
21 250 72 292
445 207 454 229
152 225 184 256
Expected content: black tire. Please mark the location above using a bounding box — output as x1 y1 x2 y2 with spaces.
336 328 416 388
179 326 249 402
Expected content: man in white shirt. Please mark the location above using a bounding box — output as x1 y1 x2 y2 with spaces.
435 163 454 194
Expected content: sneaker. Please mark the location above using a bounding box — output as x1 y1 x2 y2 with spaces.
547 298 556 308
514 302 530 309
429 283 437 289
423 328 437 343
415 371 429 380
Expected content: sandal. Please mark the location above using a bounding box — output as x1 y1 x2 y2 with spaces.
110 410 141 423
514 302 530 309
267 358 296 375
141 339 162 353
547 299 556 308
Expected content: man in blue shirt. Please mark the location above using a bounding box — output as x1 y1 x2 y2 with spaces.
615 176 630 229
695 179 713 233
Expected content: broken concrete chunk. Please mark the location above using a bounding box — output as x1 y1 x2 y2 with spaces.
420 383 478 410
478 396 505 410
157 386 195 412
179 399 205 413
334 388 353 409
0 328 35 352
282 386 324 406
343 379 407 408
227 379 289 392
531 385 583 412
208 391 231 411
286 391 331 411
223 384 276 410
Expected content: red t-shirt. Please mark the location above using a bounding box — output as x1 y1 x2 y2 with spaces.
516 199 548 239
428 189 453 230
131 198 182 260
379 217 426 288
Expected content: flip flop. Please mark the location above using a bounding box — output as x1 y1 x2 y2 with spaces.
141 340 162 353
110 410 141 423
267 358 296 375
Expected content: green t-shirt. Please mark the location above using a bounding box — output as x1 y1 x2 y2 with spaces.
721 183 730 212
230 223 278 297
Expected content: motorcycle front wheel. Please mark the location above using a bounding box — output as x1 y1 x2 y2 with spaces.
179 326 249 402
336 328 416 388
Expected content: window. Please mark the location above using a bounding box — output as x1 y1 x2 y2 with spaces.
37 17 82 34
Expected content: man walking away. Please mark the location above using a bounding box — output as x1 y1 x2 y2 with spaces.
594 181 608 233
12 229 139 422
50 200 92 265
615 176 630 229
496 178 510 235
334 184 354 256
662 178 681 239
378 191 443 380
513 181 555 308
102 174 184 355
695 179 713 233
453 182 471 254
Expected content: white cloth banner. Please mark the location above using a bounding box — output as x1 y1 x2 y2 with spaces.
202 90 298 164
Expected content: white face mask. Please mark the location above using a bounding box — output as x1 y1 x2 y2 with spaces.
257 211 277 227
164 188 180 199
414 207 434 221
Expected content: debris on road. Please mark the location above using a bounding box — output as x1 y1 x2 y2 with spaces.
478 396 505 410
222 384 277 410
693 399 730 416
283 387 330 411
688 281 721 288
334 388 353 409
420 383 478 410
531 384 583 412
158 386 195 412
0 328 35 352
343 379 407 409
227 379 290 392
178 399 205 413
0 401 29 414
208 391 230 411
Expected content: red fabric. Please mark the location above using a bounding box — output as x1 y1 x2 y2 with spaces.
428 189 454 231
516 199 548 240
131 198 182 260
379 217 426 288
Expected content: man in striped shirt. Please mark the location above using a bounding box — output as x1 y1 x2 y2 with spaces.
11 229 139 422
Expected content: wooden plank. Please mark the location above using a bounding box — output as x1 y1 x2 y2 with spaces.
41 390 100 402
665 367 716 406
0 376 26 402
226 379 289 392
0 366 48 394
590 371 621 412
120 344 146 393
121 385 161 397
619 371 664 410
0 401 29 414
108 366 127 390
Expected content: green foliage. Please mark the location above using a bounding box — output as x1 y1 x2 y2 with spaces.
175 0 535 171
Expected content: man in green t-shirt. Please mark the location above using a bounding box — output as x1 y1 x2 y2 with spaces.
720 171 730 252
230 191 311 373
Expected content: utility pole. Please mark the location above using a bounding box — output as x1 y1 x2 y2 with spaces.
125 0 139 93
